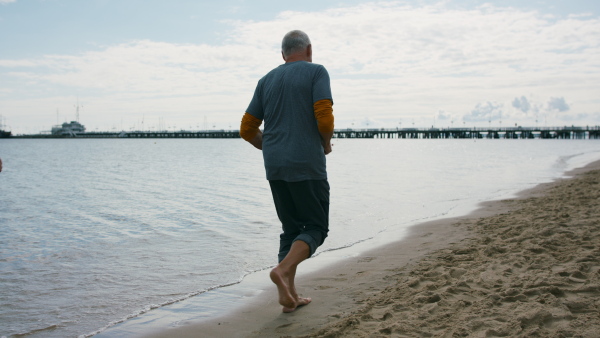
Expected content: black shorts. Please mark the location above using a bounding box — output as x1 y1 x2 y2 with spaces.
268 179 330 262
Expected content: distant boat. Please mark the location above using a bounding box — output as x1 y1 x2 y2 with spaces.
51 121 86 137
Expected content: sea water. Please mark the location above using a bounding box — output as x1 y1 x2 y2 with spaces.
1 138 599 337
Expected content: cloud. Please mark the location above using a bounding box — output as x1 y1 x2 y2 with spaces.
230 3 600 126
0 0 16 4
25 40 269 92
548 97 570 112
1 2 600 133
435 110 453 121
0 40 275 121
512 96 531 113
464 102 504 122
557 111 600 123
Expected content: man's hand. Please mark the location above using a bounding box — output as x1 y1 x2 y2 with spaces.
249 131 263 150
322 141 332 155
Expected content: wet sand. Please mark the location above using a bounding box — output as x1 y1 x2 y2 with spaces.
145 161 600 337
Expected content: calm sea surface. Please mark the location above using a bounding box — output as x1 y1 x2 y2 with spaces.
1 138 599 337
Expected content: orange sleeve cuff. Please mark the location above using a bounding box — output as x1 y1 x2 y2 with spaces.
240 112 262 142
314 99 334 134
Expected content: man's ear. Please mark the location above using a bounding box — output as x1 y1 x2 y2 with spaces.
282 51 286 61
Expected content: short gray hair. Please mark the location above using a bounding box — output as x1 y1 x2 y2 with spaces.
281 30 311 57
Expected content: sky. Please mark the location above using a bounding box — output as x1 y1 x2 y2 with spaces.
1 0 599 134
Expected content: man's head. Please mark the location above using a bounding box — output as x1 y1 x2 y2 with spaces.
281 30 312 63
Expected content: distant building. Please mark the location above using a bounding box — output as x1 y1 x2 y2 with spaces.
51 121 86 136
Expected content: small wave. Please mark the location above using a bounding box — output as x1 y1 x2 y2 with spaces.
559 150 600 174
555 152 584 170
80 265 276 338
12 324 60 337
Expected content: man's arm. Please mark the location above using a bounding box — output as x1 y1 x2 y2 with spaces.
247 130 263 150
314 99 334 155
240 112 263 150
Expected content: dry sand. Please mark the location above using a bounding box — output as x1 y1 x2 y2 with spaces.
147 161 600 337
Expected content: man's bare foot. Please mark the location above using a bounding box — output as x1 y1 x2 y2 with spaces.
270 267 296 309
282 296 311 313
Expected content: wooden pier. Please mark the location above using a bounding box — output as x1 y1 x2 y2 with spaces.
13 126 600 139
333 126 600 139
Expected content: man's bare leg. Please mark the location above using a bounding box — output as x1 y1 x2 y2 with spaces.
282 265 312 313
270 240 312 312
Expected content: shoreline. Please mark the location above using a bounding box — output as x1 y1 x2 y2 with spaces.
139 161 600 337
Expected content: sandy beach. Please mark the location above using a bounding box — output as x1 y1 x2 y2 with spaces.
145 161 600 338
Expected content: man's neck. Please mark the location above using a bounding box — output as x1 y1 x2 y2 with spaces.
282 46 312 63
285 56 310 63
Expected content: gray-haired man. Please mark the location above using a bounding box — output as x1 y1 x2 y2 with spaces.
240 30 334 312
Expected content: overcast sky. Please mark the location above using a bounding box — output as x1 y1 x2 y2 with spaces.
1 0 599 134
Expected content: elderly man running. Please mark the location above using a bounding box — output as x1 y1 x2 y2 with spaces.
239 30 334 312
